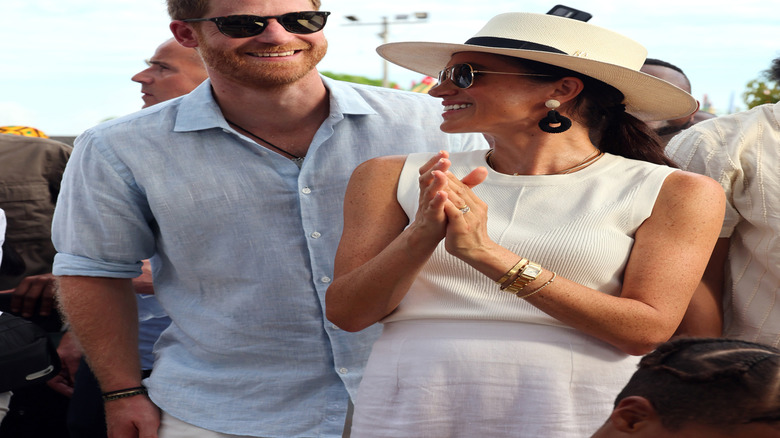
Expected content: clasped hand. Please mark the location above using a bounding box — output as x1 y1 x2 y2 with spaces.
414 151 490 261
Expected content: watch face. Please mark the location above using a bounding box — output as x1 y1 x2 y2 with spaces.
522 264 543 279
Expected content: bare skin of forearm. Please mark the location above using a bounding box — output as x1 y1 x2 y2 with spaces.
57 276 142 391
674 237 728 337
327 224 441 331
132 260 155 295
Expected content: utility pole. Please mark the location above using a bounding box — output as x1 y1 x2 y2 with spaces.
344 13 429 88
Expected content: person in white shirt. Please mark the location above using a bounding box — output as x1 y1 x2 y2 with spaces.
666 56 780 346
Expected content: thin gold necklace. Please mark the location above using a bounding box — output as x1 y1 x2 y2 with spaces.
485 149 604 175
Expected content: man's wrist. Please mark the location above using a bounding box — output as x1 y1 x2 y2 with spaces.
102 385 148 402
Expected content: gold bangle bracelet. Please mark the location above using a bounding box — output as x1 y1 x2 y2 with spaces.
516 272 557 299
495 258 528 287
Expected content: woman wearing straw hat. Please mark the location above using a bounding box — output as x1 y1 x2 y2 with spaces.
325 12 725 437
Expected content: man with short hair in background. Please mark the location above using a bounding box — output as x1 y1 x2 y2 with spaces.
132 38 209 108
640 58 698 146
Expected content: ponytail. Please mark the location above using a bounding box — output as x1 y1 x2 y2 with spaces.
512 57 680 167
599 104 678 167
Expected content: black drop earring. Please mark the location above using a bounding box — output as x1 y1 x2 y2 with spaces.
538 99 572 134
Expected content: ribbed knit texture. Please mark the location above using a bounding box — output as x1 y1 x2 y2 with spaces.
383 149 676 326
667 103 780 347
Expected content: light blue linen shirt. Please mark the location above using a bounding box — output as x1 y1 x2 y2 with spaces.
136 293 170 371
52 76 487 436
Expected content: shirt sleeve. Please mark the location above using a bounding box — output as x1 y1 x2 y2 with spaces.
666 126 740 238
52 128 154 278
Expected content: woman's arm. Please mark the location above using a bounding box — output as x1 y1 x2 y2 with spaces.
674 237 729 337
444 170 726 355
528 171 724 354
326 153 454 331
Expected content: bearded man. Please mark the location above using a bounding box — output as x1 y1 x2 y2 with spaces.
52 1 486 437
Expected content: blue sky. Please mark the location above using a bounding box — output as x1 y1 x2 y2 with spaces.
2 0 777 135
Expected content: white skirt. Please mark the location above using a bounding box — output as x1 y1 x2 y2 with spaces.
350 320 639 438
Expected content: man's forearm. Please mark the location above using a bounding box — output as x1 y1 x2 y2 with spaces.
56 275 142 392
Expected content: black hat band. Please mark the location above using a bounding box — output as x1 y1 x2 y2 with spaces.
465 37 566 54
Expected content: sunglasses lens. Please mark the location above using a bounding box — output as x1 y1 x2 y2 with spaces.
452 64 474 88
279 12 329 34
217 15 267 38
437 68 449 85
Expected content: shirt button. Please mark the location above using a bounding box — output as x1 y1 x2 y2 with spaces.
338 368 348 374
311 231 322 239
320 276 332 284
301 187 312 194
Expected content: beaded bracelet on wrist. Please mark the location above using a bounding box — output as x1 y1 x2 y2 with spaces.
101 386 148 402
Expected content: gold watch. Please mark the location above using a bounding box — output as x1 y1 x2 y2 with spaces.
502 261 543 293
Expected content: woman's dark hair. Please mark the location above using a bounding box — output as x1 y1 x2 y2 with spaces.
512 58 677 167
769 56 780 83
615 338 780 430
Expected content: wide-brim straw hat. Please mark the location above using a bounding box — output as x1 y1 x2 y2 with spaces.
377 12 697 121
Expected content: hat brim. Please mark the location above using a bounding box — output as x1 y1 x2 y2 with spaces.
377 41 698 122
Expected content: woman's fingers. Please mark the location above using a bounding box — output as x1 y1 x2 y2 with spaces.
418 151 449 176
461 167 489 189
436 167 486 211
418 152 451 190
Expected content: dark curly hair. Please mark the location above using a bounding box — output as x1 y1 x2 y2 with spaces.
769 56 780 83
615 338 780 430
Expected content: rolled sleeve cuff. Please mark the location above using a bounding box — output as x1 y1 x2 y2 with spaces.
53 253 143 278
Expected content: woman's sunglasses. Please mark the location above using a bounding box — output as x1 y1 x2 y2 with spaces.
437 63 552 89
183 11 331 38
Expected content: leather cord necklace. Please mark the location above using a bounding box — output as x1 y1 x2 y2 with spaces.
225 118 305 167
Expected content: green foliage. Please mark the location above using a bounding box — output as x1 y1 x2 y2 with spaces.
321 71 399 89
742 71 780 109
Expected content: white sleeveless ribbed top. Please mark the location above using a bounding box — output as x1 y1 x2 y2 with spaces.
382 149 676 327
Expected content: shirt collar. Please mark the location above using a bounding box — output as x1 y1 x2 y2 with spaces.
172 75 379 134
321 75 378 117
173 79 226 133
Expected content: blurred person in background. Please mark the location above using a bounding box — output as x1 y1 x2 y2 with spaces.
0 208 8 424
666 55 780 347
639 58 698 146
132 37 209 108
0 130 72 437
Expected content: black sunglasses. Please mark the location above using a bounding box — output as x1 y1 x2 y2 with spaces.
183 11 331 38
437 63 552 89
